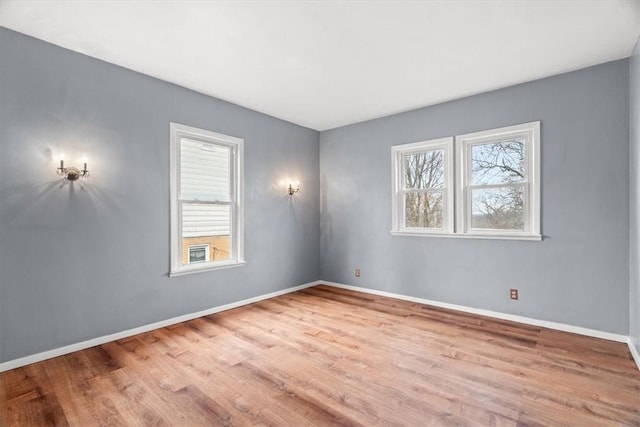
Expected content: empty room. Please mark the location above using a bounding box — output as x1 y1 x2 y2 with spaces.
1 0 640 425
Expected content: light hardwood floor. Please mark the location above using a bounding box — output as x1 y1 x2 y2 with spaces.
1 285 639 426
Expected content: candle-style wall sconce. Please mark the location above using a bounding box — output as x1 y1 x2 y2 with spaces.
288 180 300 196
57 154 90 181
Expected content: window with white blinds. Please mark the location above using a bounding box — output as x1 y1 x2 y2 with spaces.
170 123 244 275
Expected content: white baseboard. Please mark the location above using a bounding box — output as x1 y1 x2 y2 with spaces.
0 280 322 373
629 339 640 371
319 281 629 343
1 279 634 373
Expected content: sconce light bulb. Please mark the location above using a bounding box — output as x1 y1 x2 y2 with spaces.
82 155 88 163
60 153 65 161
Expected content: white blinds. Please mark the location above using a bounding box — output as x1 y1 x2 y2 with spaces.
180 137 232 237
182 204 230 237
180 138 230 201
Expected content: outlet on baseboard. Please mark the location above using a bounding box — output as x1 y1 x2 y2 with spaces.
510 289 518 300
355 268 361 278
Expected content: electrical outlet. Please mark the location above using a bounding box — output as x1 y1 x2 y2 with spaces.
355 268 361 277
510 289 518 300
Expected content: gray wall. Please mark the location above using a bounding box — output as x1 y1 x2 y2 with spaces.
0 26 634 365
320 59 630 334
630 37 640 355
0 28 320 363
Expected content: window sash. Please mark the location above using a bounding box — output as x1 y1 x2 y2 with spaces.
392 137 454 234
466 183 530 233
177 140 236 264
180 200 232 238
401 189 447 230
401 149 446 191
465 136 529 185
456 122 540 238
180 138 232 202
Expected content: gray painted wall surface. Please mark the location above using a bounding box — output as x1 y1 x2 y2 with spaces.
0 28 320 362
630 37 640 355
0 26 634 364
320 60 630 334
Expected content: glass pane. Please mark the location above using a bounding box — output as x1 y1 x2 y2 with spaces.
471 139 525 185
403 150 444 189
188 246 208 263
182 203 231 265
471 186 524 230
404 192 443 229
181 138 230 201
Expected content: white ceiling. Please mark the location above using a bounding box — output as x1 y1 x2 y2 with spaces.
1 1 639 131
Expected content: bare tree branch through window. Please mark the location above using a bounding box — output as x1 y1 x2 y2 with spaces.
403 150 444 228
470 139 525 230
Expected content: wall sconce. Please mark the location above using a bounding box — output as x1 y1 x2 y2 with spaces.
288 180 300 196
57 154 90 181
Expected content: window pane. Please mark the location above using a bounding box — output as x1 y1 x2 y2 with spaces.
188 245 208 263
471 186 524 230
404 192 443 229
182 203 231 264
181 138 230 201
471 139 525 185
403 150 444 189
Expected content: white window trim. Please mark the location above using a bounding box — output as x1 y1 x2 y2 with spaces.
391 122 541 241
188 244 210 264
456 121 540 240
170 122 245 277
391 137 455 236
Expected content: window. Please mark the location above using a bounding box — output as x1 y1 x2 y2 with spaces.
457 122 540 238
391 137 454 234
188 244 209 264
392 122 540 240
170 123 244 276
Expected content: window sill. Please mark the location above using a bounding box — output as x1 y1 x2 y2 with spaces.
390 230 542 241
170 260 246 277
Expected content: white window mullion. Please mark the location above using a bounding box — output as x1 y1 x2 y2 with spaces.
467 182 528 191
523 182 530 233
455 137 466 234
402 188 448 194
230 146 236 260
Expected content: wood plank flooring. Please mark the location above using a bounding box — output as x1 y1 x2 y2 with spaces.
1 285 639 426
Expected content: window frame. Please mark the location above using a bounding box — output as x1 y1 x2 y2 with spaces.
391 137 455 235
455 121 540 240
170 122 245 276
391 122 541 241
